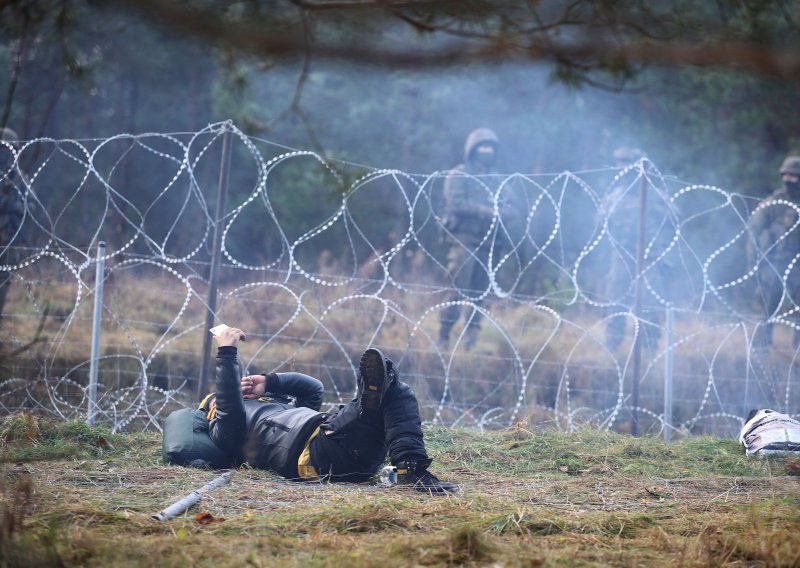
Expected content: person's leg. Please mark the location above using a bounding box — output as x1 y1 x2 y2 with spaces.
439 244 470 347
787 270 800 351
310 349 456 493
381 378 427 464
309 401 388 482
308 349 392 482
367 351 455 494
463 251 490 349
438 302 460 347
0 271 12 325
463 311 482 350
753 268 782 350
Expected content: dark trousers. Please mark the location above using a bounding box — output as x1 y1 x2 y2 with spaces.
309 381 428 482
439 241 490 343
0 271 10 324
754 267 800 349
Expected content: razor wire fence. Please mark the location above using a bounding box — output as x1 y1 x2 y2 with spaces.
1 121 798 437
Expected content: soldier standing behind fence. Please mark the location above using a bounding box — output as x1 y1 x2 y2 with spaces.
438 128 499 350
746 155 800 351
0 128 24 325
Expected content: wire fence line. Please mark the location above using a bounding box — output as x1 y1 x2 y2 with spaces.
0 121 797 437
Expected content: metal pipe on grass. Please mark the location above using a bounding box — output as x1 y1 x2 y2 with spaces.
152 470 235 521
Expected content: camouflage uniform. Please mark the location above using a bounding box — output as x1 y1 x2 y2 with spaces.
601 149 678 351
747 155 800 349
0 128 25 324
438 128 498 348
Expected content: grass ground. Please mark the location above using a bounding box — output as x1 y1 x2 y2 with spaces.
2 414 799 567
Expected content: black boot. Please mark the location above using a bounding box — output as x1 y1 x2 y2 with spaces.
357 348 392 416
395 458 457 495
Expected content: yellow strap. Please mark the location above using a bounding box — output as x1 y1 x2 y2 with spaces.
199 393 217 419
297 426 321 480
198 392 216 411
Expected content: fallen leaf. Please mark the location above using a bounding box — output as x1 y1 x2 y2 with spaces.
195 512 225 525
558 466 569 473
645 486 661 497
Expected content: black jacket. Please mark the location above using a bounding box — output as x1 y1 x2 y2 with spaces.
209 346 326 479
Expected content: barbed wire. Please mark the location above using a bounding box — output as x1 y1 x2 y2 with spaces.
0 121 798 437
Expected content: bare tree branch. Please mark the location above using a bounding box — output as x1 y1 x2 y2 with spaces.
288 0 460 10
111 0 800 77
3 304 50 359
266 11 327 157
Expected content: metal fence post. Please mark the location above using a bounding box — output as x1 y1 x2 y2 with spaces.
630 168 648 436
663 305 674 442
198 129 232 401
87 241 106 425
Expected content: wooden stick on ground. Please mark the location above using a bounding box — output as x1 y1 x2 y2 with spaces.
152 470 235 521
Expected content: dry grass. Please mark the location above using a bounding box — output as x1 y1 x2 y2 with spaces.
2 415 800 567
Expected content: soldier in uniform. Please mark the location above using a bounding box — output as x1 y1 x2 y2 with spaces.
438 128 499 350
747 155 800 350
0 128 24 324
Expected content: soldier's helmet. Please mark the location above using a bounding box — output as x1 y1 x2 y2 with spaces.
612 147 645 167
779 155 800 176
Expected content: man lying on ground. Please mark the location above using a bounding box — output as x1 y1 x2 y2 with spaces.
201 324 456 495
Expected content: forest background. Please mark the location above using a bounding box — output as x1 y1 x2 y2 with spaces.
2 0 800 265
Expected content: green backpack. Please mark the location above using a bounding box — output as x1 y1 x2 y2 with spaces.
162 408 230 469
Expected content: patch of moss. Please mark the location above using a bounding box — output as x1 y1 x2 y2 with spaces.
0 413 125 462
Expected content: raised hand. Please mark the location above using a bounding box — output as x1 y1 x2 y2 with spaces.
212 326 246 347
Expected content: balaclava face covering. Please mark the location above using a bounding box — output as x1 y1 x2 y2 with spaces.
472 146 496 169
785 178 800 198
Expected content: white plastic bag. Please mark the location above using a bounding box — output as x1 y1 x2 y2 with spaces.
738 409 800 456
